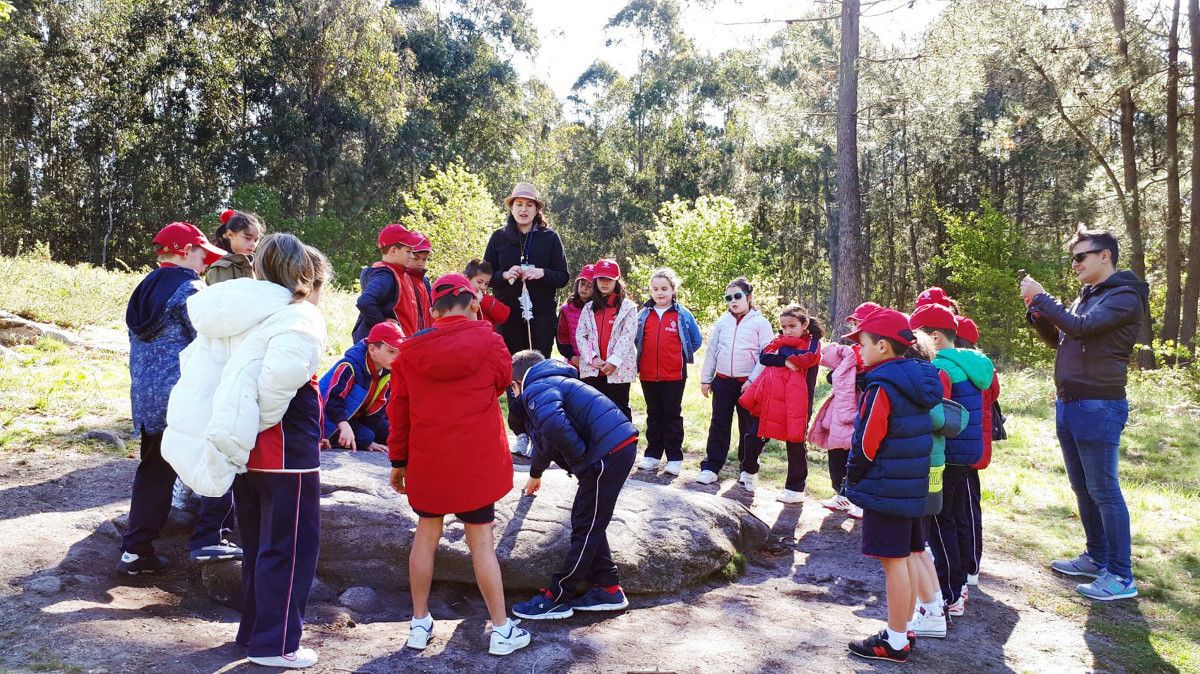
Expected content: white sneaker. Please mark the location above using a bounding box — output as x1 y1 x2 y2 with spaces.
907 608 947 638
511 434 529 456
695 470 719 485
524 437 536 458
248 648 318 669
967 573 979 586
776 488 804 504
407 616 433 650
742 473 758 493
637 456 662 471
947 596 965 617
821 495 850 512
738 471 749 484
846 503 864 519
663 460 682 476
488 619 530 656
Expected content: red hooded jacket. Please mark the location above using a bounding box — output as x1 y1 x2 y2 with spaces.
739 335 821 443
975 370 1001 469
387 316 514 514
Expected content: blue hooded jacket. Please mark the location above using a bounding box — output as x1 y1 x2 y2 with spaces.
846 357 944 518
509 359 638 479
318 340 391 437
125 266 202 436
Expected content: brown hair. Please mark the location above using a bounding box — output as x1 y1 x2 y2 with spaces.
650 267 681 303
727 277 754 308
213 210 265 252
464 258 493 279
253 234 331 302
591 277 629 314
779 303 825 340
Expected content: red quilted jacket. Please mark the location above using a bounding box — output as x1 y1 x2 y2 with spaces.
739 335 821 443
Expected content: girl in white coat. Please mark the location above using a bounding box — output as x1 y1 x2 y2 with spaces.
696 277 775 492
164 234 330 669
575 258 640 420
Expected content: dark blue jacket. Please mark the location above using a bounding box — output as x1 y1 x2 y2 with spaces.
126 266 202 436
352 265 399 343
846 357 944 519
318 340 390 438
509 359 638 479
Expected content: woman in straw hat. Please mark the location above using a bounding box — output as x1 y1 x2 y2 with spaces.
483 182 570 357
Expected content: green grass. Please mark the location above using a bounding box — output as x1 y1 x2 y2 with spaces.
2 254 1199 672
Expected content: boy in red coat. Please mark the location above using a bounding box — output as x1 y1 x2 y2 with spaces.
386 272 530 657
740 304 823 502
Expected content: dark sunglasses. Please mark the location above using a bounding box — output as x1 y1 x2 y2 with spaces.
725 292 746 303
1072 248 1105 264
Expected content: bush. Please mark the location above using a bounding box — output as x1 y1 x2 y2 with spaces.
397 161 503 279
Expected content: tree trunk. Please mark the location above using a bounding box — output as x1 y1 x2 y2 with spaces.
902 102 920 295
1163 0 1184 346
1182 0 1200 347
833 0 862 326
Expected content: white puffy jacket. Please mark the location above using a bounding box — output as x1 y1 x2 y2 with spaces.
162 278 327 497
700 309 774 384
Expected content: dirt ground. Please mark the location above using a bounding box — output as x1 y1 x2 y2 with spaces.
0 448 1138 673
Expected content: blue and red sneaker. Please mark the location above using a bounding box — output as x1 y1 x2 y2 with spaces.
848 630 911 663
571 585 630 612
513 589 574 620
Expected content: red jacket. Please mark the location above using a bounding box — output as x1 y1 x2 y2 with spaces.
479 294 511 330
372 261 420 337
638 306 684 382
739 335 821 443
405 269 433 331
975 370 1002 469
387 316 514 514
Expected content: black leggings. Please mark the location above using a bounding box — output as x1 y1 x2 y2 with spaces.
501 312 557 358
785 442 809 492
827 448 850 493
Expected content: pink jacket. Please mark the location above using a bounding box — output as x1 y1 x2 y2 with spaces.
807 343 860 450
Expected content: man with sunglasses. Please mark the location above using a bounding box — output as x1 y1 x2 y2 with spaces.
1019 225 1148 602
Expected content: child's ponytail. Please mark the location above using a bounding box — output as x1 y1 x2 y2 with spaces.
213 209 265 252
780 303 825 340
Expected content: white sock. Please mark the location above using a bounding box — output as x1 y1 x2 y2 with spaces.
886 627 909 650
411 614 432 627
921 599 944 616
494 618 514 637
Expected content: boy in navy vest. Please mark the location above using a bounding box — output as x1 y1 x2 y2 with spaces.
352 224 421 342
909 303 995 618
508 350 639 620
843 309 944 664
119 222 241 575
319 321 403 452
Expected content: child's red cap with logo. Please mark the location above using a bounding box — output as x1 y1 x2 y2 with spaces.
367 322 405 349
578 264 596 282
956 316 979 345
378 224 421 249
915 286 954 310
843 308 915 346
431 273 477 303
909 303 959 332
153 222 226 266
412 233 432 254
593 258 621 280
848 301 882 322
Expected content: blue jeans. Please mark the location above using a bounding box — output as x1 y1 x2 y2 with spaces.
1055 398 1132 579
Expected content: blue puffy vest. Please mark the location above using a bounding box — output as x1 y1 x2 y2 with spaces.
846 358 944 518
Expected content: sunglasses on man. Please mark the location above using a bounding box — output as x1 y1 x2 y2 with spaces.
725 292 746 303
1072 248 1106 264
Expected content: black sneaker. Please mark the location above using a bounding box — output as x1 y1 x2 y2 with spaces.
116 551 168 576
848 629 911 663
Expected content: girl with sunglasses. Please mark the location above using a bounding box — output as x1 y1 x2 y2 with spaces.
696 277 775 491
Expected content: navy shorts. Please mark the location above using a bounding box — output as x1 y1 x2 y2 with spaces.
412 503 495 525
861 509 925 558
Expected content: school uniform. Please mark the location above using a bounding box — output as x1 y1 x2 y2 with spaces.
740 334 821 491
635 300 703 462
510 359 639 602
319 340 391 447
576 295 640 421
352 262 417 342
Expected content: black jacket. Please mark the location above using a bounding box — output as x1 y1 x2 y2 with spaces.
508 359 638 479
483 223 569 319
1027 270 1149 401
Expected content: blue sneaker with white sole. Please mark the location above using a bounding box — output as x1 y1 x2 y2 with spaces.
1050 553 1105 579
189 540 243 562
571 585 629 612
513 590 574 620
1076 571 1138 601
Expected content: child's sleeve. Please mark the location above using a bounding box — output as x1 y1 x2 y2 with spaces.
685 310 704 352
386 362 411 467
576 309 598 366
530 388 588 479
322 363 355 426
847 386 890 484
556 311 575 359
786 339 821 370
257 332 322 430
700 321 721 384
604 303 638 368
491 333 513 398
481 294 510 327
356 270 394 328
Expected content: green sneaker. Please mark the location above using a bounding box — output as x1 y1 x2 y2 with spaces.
1076 571 1138 601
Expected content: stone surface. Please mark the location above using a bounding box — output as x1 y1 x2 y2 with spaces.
309 577 336 602
337 586 379 613
82 430 126 451
316 452 770 595
200 560 242 610
0 310 80 347
25 575 63 594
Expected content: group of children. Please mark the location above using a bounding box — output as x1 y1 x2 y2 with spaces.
122 206 1003 667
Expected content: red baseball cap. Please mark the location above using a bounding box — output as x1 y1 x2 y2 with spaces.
578 264 596 282
430 273 477 303
378 224 421 249
411 233 432 254
843 307 915 346
909 303 959 332
593 258 621 280
915 286 954 310
153 222 226 265
366 321 405 349
848 301 882 322
956 316 979 345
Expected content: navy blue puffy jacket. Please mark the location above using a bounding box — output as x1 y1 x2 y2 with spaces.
510 359 638 478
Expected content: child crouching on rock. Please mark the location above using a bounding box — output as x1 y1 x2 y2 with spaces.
386 273 529 657
508 350 638 620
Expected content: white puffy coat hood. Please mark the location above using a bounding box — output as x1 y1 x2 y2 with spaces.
163 280 327 496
